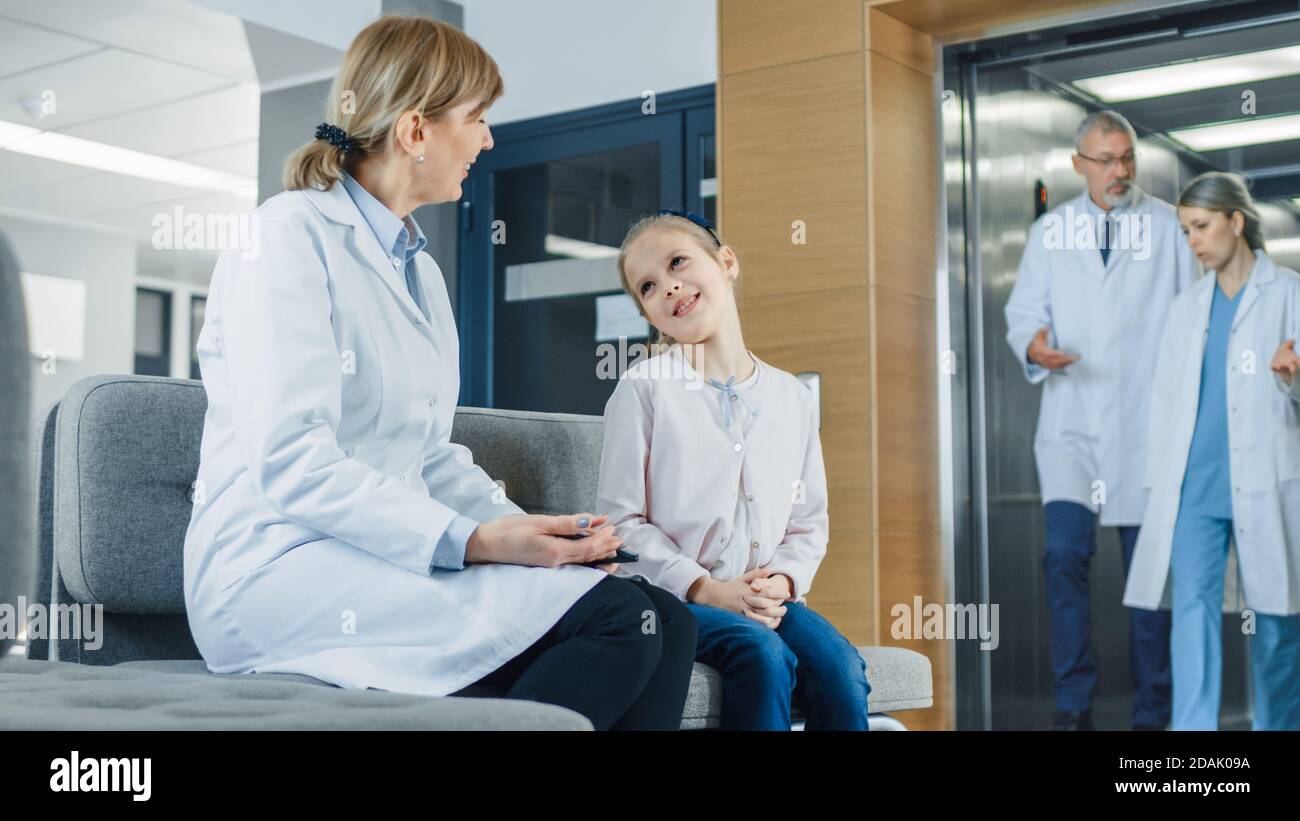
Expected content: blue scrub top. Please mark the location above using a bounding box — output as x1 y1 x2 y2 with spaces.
1179 282 1244 520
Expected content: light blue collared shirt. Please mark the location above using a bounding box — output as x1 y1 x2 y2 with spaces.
339 171 478 573
1083 190 1130 265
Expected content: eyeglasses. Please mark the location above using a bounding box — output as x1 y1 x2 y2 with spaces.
657 208 721 248
1077 150 1138 169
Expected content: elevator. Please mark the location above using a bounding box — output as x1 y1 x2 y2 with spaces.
942 0 1300 730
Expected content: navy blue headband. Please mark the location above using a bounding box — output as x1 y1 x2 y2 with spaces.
657 208 721 248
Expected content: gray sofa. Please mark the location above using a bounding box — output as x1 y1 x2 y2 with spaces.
0 250 932 732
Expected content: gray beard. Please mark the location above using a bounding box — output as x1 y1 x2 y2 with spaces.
1102 182 1138 209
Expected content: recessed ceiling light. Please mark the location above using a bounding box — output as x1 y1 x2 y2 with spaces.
1074 44 1300 102
0 120 256 199
0 121 40 148
543 234 619 259
1168 113 1300 151
1267 236 1300 255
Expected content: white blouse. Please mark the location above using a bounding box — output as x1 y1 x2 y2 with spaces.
710 478 753 582
596 345 829 603
707 359 759 583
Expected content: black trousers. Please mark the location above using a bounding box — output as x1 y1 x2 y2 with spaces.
450 574 697 730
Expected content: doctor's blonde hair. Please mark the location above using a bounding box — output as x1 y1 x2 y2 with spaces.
617 213 741 353
1177 172 1267 253
284 15 503 192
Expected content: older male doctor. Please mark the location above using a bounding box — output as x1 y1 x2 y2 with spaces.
1005 110 1196 731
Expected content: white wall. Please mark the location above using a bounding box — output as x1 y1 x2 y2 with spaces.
0 215 136 411
194 0 716 124
461 0 716 124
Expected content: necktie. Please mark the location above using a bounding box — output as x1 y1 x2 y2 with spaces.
1100 217 1111 266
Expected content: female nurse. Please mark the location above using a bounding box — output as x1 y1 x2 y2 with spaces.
1124 171 1300 730
181 15 697 730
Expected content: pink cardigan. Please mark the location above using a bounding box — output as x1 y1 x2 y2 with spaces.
595 345 829 603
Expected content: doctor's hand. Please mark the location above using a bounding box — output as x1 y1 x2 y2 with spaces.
1271 339 1298 385
464 513 624 570
1027 327 1081 371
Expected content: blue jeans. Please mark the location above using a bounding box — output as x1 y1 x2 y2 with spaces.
1044 501 1171 726
686 599 870 730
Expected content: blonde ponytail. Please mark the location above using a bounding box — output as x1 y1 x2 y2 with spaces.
283 139 350 193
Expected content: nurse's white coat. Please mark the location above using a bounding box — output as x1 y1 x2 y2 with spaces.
1123 251 1300 616
1004 189 1197 525
182 182 606 696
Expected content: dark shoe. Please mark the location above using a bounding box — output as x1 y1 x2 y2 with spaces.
1051 709 1093 730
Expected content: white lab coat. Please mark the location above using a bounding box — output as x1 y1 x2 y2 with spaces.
182 181 606 696
1123 250 1300 616
1005 189 1197 525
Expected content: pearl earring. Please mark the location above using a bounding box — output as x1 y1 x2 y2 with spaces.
416 154 424 164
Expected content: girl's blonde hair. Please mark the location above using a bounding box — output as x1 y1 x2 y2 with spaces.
283 15 504 191
616 213 738 353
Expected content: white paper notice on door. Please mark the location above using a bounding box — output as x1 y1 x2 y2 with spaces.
595 293 649 342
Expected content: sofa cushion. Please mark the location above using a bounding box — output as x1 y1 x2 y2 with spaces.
684 646 932 728
0 657 593 730
448 407 605 515
119 645 934 729
53 376 206 614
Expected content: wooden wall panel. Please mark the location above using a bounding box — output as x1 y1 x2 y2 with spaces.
721 0 865 75
721 0 951 729
720 52 868 298
872 287 939 533
870 0 1133 39
740 288 874 641
875 528 948 730
865 4 933 72
863 5 947 729
865 50 936 300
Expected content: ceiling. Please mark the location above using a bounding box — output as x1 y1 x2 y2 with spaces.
1027 9 1300 202
0 0 342 257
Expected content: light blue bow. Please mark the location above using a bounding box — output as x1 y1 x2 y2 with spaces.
706 375 760 428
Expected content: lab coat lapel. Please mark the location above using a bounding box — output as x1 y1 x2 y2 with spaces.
1081 243 1107 281
1231 251 1275 331
1101 232 1125 280
1099 188 1147 281
1193 269 1215 346
1069 193 1107 281
304 182 429 328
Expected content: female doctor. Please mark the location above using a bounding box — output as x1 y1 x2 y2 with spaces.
1124 172 1300 730
182 15 697 731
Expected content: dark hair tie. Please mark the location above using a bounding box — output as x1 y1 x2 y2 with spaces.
315 122 356 153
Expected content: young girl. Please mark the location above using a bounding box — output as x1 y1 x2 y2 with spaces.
595 209 871 731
